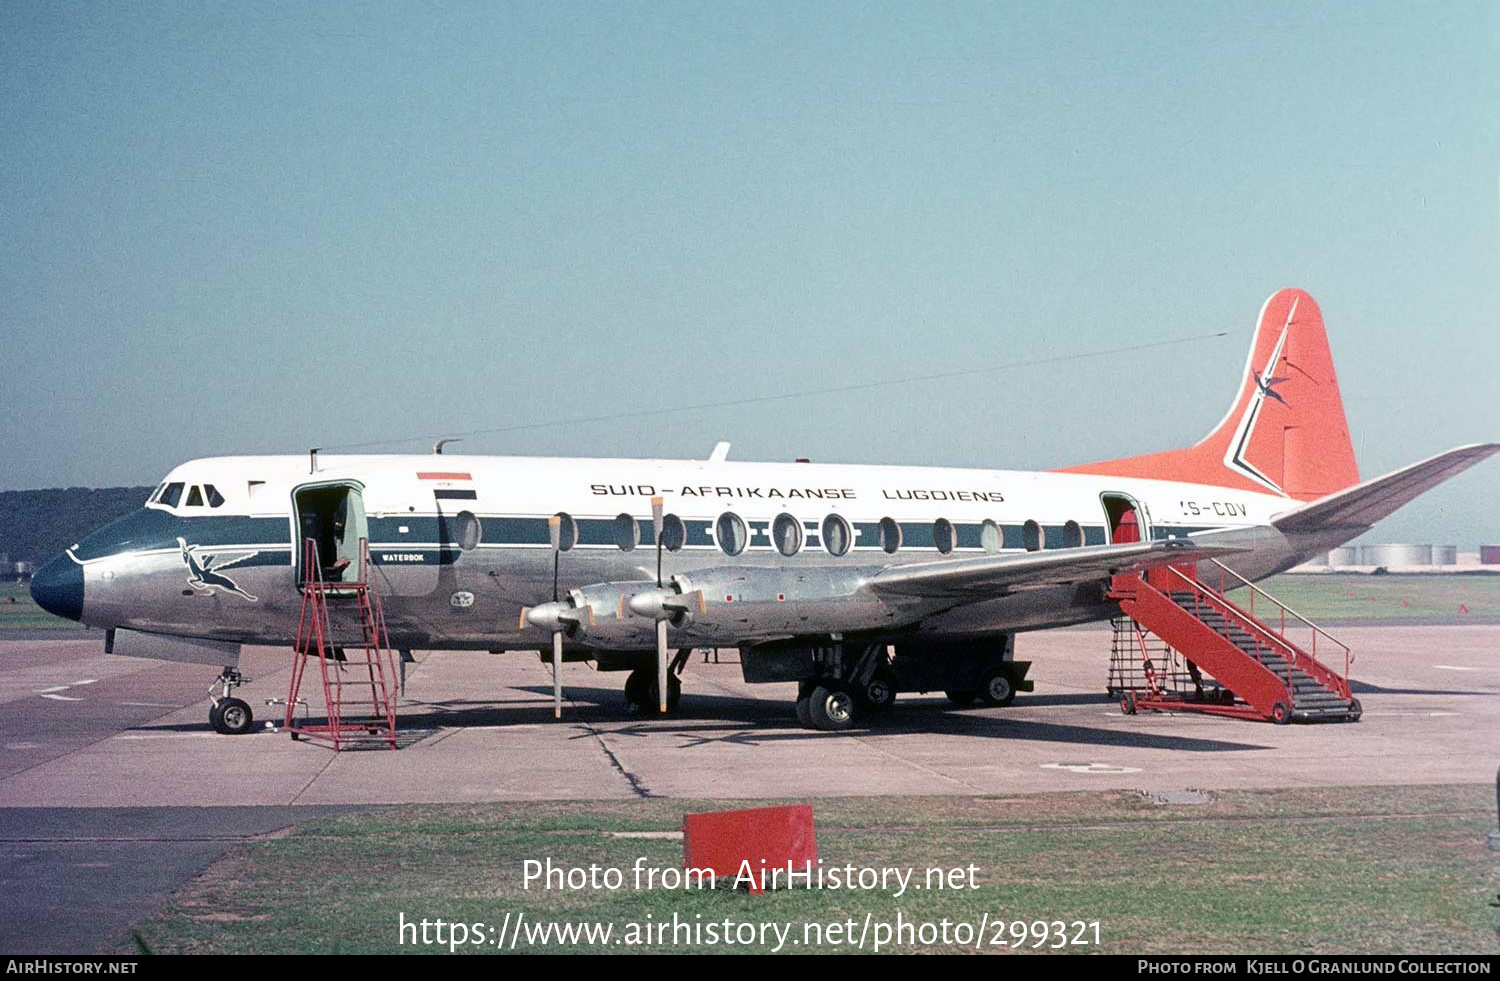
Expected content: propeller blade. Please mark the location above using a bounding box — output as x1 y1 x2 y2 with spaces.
548 515 562 601
552 630 564 720
656 618 669 714
651 497 665 587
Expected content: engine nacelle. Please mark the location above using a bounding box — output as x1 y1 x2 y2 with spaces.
662 566 902 646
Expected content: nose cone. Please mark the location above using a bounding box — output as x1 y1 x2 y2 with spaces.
30 554 85 622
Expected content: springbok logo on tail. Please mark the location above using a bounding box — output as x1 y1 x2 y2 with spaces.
177 538 260 602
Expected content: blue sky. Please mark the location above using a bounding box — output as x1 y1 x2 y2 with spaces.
2 1 1496 545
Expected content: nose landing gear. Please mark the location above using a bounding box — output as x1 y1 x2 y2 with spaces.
208 666 255 735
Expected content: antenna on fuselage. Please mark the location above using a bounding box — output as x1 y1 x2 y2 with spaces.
308 448 319 474
433 438 462 455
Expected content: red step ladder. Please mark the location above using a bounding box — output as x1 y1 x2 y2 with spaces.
1109 560 1360 724
285 537 399 749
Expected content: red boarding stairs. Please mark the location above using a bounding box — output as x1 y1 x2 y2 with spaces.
284 537 400 749
1108 559 1361 724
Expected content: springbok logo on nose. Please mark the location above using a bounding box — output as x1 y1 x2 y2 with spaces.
177 538 260 602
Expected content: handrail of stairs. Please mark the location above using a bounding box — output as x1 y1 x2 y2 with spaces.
1200 559 1352 682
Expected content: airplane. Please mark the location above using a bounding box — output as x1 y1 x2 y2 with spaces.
28 287 1498 735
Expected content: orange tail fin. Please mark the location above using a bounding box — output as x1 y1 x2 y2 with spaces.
1056 287 1359 501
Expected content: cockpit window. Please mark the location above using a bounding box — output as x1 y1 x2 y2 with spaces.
185 486 204 507
159 483 184 507
147 483 166 504
205 484 225 508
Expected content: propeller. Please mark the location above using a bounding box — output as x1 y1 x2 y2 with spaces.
652 497 667 713
517 515 580 719
631 497 705 714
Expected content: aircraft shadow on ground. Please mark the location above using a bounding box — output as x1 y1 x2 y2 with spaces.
395 683 1271 753
123 684 1272 753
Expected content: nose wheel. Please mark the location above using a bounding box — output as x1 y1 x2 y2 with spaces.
208 666 256 735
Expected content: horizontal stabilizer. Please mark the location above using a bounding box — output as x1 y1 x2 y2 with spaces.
1272 443 1500 535
864 539 1245 600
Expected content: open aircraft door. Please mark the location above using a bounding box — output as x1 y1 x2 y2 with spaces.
291 480 369 586
1100 492 1150 544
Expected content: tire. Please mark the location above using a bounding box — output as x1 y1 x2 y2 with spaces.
1346 698 1362 722
208 702 224 732
862 673 897 711
945 690 977 707
623 668 651 709
977 668 1016 707
806 684 856 731
214 697 254 735
794 689 814 728
1269 700 1291 725
1120 692 1137 715
625 669 681 714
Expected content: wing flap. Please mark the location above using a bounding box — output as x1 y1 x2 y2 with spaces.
864 540 1242 600
1271 443 1499 535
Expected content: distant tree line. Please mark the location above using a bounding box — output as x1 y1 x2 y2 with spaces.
0 487 154 566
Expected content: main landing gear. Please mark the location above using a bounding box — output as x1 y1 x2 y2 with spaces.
622 649 690 715
209 666 255 735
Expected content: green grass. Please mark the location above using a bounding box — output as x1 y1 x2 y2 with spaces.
129 785 1500 955
0 580 76 630
1227 572 1500 623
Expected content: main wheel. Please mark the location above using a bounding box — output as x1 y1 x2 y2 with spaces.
945 690 977 706
862 673 897 710
794 685 815 728
623 668 651 709
806 684 856 731
625 668 681 714
977 668 1016 707
213 697 254 735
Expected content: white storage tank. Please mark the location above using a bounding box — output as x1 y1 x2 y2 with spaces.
1326 547 1359 567
1432 545 1458 566
1359 544 1433 567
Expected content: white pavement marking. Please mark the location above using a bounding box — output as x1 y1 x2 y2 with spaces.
39 694 82 702
1040 762 1142 774
4 742 42 751
120 702 181 708
1432 665 1482 671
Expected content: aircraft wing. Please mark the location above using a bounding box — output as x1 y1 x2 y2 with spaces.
1272 443 1500 535
863 539 1243 600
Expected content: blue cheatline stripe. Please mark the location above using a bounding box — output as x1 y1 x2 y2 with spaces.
72 509 290 561
358 511 1119 555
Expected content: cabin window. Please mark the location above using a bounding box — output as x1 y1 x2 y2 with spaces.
821 514 851 557
660 514 686 552
980 519 1001 552
205 484 225 508
878 516 901 554
715 512 748 556
159 483 184 508
933 518 955 554
772 513 803 556
1062 520 1084 549
553 512 578 551
613 513 639 552
453 511 482 551
1023 519 1043 552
